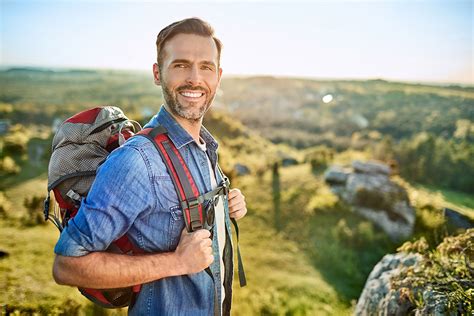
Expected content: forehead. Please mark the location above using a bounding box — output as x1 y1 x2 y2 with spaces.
162 33 219 64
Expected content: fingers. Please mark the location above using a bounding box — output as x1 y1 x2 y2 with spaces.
228 188 242 201
228 188 248 220
200 238 212 248
229 208 247 220
193 229 211 239
228 198 246 210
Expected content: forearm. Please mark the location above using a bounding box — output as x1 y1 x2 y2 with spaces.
53 251 183 289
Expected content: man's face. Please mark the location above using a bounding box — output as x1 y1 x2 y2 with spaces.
153 33 222 122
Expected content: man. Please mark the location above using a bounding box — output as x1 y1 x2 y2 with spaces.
53 18 247 315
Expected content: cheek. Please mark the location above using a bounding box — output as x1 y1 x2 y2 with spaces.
204 75 220 90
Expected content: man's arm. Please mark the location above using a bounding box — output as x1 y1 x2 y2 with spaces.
53 229 213 289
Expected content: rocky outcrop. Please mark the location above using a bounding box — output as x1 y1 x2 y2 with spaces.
356 229 474 315
355 252 422 315
325 160 415 241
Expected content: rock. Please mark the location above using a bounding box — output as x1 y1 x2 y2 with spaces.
352 160 391 176
415 289 449 316
355 253 422 315
325 160 415 241
324 166 350 185
357 230 474 316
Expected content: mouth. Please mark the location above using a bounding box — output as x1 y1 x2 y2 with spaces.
178 90 205 100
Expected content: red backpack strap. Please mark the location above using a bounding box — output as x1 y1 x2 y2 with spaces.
138 126 204 232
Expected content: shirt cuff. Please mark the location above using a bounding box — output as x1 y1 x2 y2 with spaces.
54 228 90 257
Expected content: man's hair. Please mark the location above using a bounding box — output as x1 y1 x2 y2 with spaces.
156 17 222 68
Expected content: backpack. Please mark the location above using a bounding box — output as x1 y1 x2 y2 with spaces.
45 106 246 309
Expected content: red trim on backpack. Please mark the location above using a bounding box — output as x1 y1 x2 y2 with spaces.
80 288 111 306
65 107 102 124
114 235 143 254
167 140 203 223
52 188 74 209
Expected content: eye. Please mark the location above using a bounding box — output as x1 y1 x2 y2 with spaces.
202 65 213 71
174 64 187 68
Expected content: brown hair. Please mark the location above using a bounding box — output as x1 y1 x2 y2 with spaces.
156 18 222 68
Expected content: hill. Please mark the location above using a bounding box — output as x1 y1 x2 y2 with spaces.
0 68 472 314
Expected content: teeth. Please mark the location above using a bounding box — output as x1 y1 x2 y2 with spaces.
181 91 203 98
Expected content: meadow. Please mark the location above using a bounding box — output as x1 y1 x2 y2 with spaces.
1 68 472 315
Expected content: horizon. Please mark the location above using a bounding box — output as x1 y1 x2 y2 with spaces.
2 65 472 88
2 0 472 85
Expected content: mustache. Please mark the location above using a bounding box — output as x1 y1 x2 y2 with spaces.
176 85 207 93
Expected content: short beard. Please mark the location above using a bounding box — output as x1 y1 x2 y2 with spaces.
161 78 214 123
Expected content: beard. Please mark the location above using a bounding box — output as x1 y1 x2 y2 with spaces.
161 80 215 122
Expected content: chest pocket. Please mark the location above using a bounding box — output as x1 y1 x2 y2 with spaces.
168 205 184 251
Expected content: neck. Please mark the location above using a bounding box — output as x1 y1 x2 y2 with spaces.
164 105 202 142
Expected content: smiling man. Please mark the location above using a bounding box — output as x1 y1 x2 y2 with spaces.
52 18 247 316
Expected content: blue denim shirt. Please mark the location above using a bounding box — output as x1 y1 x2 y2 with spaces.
54 106 234 315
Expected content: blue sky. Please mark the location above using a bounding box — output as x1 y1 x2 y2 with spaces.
1 0 472 84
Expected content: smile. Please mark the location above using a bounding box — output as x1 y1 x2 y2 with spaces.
179 91 205 98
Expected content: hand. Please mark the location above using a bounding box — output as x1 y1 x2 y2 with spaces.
174 229 214 275
228 188 247 220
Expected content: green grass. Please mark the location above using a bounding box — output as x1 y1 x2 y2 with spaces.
417 184 474 211
1 159 471 315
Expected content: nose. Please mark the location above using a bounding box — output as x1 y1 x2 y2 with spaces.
186 65 202 86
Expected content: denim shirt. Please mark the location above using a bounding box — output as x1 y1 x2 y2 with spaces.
54 106 234 315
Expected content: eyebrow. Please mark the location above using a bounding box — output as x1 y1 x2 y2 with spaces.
171 59 217 68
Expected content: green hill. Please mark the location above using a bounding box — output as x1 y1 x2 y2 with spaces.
1 68 472 314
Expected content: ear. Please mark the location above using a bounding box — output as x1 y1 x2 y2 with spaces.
153 63 161 86
217 67 223 84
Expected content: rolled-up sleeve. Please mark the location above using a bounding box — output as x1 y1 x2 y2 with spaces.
54 142 156 256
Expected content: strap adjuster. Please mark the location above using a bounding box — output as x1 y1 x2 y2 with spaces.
184 198 199 210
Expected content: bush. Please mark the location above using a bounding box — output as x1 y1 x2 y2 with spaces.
22 195 46 226
3 130 29 156
393 229 474 314
0 156 21 176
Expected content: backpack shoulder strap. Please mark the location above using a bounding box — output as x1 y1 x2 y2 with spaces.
137 126 205 232
138 126 247 287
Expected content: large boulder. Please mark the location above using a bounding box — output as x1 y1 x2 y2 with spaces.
325 160 415 240
352 160 391 176
355 252 422 315
356 229 474 315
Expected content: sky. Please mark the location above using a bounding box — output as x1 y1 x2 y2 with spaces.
1 0 473 84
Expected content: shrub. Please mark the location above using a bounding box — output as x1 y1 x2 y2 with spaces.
0 156 21 176
393 229 474 314
22 195 46 226
3 130 29 155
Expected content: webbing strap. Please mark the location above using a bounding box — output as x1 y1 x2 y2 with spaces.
216 164 247 288
231 218 247 287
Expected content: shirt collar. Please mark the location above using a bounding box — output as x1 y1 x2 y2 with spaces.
154 106 219 151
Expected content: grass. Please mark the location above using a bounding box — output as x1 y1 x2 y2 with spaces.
1 156 471 315
236 163 397 303
417 183 474 212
